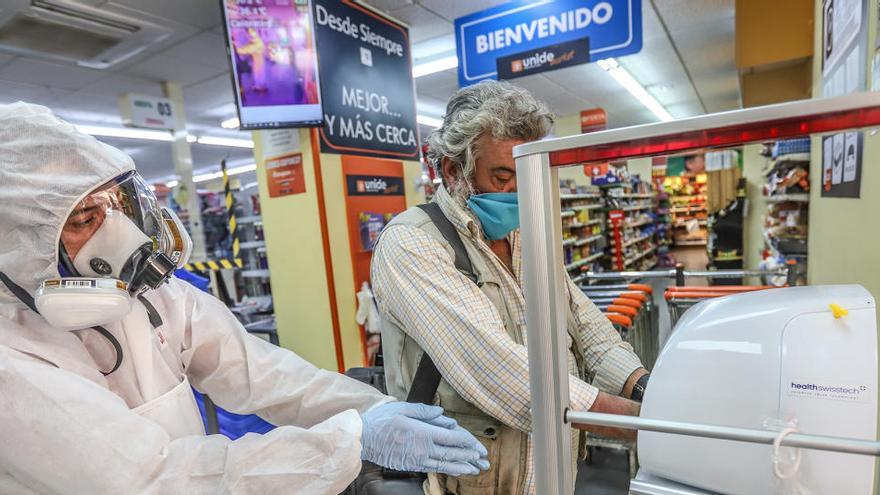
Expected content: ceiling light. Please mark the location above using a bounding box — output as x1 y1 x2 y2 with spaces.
221 117 240 129
417 114 443 128
195 136 255 148
75 125 174 142
166 180 179 188
193 163 257 183
185 134 197 143
597 58 674 122
413 55 458 78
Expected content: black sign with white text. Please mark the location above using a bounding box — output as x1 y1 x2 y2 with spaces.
345 174 405 196
313 0 419 160
496 37 590 80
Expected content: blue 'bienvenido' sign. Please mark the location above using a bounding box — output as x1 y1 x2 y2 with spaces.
454 0 642 87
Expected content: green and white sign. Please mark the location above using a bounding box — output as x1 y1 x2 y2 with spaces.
118 93 177 130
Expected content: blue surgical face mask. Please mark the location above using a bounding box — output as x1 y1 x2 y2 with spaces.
466 192 519 240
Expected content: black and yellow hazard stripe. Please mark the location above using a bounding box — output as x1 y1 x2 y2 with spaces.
185 258 243 272
222 159 241 262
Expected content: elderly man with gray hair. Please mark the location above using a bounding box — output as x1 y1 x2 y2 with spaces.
371 80 648 495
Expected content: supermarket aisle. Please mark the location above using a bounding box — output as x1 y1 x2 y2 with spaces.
670 246 710 286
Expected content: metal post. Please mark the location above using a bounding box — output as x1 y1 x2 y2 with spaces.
674 263 685 286
516 152 572 494
162 81 206 261
566 411 880 457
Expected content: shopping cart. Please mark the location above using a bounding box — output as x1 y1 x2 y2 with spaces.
582 284 657 368
665 285 779 327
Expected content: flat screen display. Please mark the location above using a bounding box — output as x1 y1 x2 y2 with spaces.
220 0 323 129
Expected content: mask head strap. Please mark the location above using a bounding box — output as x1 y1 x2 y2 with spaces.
0 271 123 376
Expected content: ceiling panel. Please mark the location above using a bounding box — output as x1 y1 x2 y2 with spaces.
364 0 416 12
110 0 224 30
414 0 511 22
183 73 237 123
389 5 453 43
121 52 226 87
73 73 165 99
160 31 230 71
0 58 104 91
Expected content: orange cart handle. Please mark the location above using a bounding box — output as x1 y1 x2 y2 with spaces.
612 298 643 309
664 291 732 300
618 291 648 302
627 283 653 294
607 304 638 317
606 313 633 328
666 285 776 293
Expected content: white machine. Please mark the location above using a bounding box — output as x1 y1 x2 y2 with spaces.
635 285 877 494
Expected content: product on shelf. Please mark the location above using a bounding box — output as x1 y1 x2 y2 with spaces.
664 174 709 247
759 138 810 285
559 179 605 276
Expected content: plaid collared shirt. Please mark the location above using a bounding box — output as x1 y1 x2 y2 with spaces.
372 186 643 494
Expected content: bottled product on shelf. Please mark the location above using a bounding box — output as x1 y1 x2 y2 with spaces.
603 175 658 272
664 174 709 247
759 138 810 284
559 179 606 277
654 190 674 267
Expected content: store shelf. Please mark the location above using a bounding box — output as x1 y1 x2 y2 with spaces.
237 215 262 224
241 269 271 278
628 218 653 228
571 204 604 212
614 233 653 249
671 206 707 213
561 193 602 200
574 234 604 247
675 239 708 246
625 245 657 266
239 240 267 249
565 251 604 271
561 210 576 218
773 152 810 164
563 222 588 230
564 234 603 248
615 193 655 199
586 219 603 226
622 204 653 212
766 194 809 203
673 220 708 227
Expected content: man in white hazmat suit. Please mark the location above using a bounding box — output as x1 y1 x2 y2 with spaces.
0 102 488 494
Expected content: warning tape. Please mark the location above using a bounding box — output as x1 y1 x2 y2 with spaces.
185 258 244 272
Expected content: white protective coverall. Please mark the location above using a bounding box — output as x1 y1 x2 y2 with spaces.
0 102 391 494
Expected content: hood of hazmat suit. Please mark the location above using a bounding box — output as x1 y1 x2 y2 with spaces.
0 102 390 495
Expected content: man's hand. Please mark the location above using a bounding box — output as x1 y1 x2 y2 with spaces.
571 391 641 441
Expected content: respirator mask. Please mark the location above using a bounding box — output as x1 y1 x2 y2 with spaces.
33 171 192 331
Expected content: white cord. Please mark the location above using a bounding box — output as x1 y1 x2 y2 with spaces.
772 426 803 480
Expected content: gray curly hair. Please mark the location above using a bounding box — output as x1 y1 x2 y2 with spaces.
426 80 554 200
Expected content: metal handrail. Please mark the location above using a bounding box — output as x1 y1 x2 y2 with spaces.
566 411 880 457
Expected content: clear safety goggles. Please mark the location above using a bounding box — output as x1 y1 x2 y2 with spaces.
59 171 191 287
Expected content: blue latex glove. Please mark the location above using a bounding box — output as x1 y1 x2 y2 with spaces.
360 402 490 476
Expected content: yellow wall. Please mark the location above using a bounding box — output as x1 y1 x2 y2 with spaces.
554 113 591 185
807 0 880 312
254 128 424 371
741 144 769 275
627 157 652 181
253 129 339 370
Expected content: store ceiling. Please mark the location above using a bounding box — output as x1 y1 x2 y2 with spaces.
0 0 740 181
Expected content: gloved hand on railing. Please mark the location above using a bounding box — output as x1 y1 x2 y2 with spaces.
360 402 490 476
